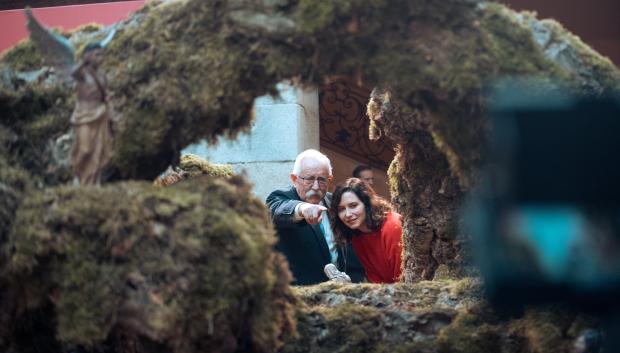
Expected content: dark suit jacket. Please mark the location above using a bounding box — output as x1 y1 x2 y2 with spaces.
266 186 365 285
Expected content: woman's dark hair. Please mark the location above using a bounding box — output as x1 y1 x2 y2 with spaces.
329 178 391 246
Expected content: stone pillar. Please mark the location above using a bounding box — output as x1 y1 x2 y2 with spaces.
184 83 319 201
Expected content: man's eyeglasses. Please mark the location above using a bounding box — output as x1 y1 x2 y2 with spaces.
298 176 329 186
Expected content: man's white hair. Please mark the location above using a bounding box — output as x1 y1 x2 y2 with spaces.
292 149 333 176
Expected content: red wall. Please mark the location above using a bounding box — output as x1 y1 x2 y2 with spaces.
0 1 145 55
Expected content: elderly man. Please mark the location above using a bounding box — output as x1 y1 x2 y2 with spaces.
267 149 364 285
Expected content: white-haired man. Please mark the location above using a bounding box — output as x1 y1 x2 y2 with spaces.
267 149 364 285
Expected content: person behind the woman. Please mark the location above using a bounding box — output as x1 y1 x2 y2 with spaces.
329 178 403 283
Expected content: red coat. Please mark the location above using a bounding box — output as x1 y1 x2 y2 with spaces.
351 212 403 283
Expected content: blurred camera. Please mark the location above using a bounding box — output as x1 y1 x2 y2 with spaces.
467 81 620 311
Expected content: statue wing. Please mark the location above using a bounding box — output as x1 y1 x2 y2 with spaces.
25 7 76 77
99 28 116 49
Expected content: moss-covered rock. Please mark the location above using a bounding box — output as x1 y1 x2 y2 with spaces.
153 154 233 187
513 10 619 95
0 1 617 351
3 0 616 185
0 156 32 255
0 40 44 72
179 154 233 179
285 279 597 353
100 0 308 180
0 65 73 186
360 3 617 281
0 176 295 353
368 89 472 282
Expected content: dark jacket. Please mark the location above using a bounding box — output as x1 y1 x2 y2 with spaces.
266 186 365 285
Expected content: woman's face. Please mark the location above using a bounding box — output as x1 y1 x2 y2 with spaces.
337 191 369 232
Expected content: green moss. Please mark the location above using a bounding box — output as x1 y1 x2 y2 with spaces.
0 39 74 185
515 12 620 94
112 103 172 179
294 0 363 34
2 176 295 351
0 40 44 72
293 278 483 314
449 277 482 298
436 312 500 353
98 0 304 179
179 153 233 179
0 156 32 248
71 23 102 34
479 4 568 79
284 304 388 353
293 281 379 306
54 248 124 344
413 3 572 189
3 0 616 185
321 305 386 352
288 279 592 353
22 111 70 144
0 81 72 184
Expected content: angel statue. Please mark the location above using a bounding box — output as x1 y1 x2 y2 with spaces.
25 7 117 185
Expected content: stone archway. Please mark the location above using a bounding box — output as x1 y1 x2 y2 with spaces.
2 0 617 284
318 77 394 198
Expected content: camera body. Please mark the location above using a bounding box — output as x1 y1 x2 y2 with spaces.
468 82 620 311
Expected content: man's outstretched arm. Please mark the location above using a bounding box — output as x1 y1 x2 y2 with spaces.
267 190 327 227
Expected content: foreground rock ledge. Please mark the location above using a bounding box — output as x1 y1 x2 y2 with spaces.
285 279 597 353
0 176 295 353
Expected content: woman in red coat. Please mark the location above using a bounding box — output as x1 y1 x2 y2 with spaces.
329 178 403 283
